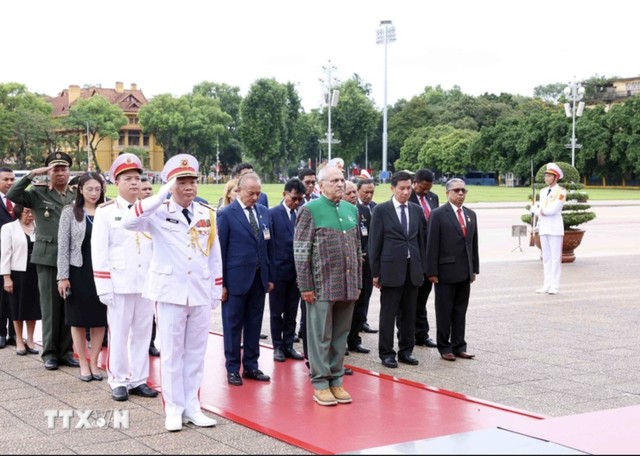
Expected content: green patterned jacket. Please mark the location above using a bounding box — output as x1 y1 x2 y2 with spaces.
294 195 362 301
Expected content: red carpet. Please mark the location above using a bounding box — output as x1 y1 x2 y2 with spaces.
147 332 543 454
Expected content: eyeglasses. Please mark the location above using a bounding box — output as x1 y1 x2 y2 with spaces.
287 193 304 202
303 180 316 186
449 188 468 194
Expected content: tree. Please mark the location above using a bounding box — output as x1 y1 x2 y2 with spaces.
327 77 378 167
0 83 56 168
192 81 244 172
139 94 187 160
64 95 128 173
238 78 289 181
395 125 478 176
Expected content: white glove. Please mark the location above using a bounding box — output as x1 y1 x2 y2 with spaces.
99 293 115 306
531 204 540 216
157 177 176 201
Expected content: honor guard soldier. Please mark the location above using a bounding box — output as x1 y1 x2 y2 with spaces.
531 162 566 295
7 152 79 370
122 154 222 432
91 153 157 402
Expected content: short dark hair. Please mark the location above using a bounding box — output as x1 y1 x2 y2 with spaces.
232 163 254 178
414 169 434 183
140 175 150 183
284 178 306 194
391 171 413 187
356 178 374 189
13 203 26 220
0 167 13 174
297 168 316 180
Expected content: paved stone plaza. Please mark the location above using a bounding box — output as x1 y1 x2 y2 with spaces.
0 201 638 454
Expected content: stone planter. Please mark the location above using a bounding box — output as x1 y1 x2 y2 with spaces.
533 229 586 263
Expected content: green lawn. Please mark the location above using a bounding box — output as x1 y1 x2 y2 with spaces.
106 183 640 205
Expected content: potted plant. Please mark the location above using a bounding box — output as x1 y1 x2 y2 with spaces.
521 161 596 263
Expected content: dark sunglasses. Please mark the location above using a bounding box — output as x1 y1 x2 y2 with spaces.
449 188 468 194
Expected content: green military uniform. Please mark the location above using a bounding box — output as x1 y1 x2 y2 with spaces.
7 156 76 364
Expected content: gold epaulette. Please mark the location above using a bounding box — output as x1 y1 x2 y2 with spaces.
197 201 216 212
99 200 115 208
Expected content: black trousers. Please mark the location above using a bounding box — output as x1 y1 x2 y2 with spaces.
347 258 373 348
0 287 16 339
414 279 433 341
268 278 300 350
434 280 470 355
378 261 418 359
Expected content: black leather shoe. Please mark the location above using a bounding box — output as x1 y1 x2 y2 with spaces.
273 348 285 362
349 344 370 354
293 335 300 343
416 338 437 348
284 347 304 360
112 386 129 401
16 348 27 356
0 336 6 348
399 354 419 365
227 372 243 386
44 359 58 370
344 367 354 375
60 356 80 368
259 333 268 340
27 346 39 355
381 357 398 368
5 336 16 346
242 369 270 382
362 323 378 333
129 384 158 398
149 345 160 357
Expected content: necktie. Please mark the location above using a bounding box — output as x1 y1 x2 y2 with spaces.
246 206 260 237
182 208 191 225
400 204 408 235
547 188 552 196
419 195 430 220
5 198 13 218
457 208 466 237
290 209 296 225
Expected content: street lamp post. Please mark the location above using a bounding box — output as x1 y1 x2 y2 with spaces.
319 60 340 161
376 20 396 178
563 78 585 167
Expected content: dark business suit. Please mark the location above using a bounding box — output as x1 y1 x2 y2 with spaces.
347 202 373 349
369 199 427 359
409 190 439 343
267 204 299 351
426 204 479 355
0 195 16 341
217 199 273 374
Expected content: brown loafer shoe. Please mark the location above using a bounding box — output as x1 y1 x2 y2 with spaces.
455 352 475 359
441 353 456 361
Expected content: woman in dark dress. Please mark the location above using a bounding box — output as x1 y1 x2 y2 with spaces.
57 172 107 382
1 204 41 355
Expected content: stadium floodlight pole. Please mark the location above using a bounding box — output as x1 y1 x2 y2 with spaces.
563 78 585 167
376 20 396 175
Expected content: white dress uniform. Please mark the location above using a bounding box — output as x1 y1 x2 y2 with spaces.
534 164 567 294
92 195 153 391
122 154 222 429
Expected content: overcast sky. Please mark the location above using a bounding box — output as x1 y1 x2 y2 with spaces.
3 0 639 112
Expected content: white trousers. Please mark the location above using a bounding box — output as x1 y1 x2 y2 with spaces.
106 294 154 389
541 234 563 291
157 301 211 417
